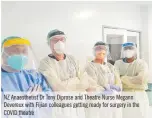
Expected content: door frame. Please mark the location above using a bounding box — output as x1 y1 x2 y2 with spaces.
102 25 141 58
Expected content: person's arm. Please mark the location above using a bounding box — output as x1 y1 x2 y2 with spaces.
39 73 53 92
84 63 105 92
38 58 69 91
121 61 148 90
63 56 90 91
107 63 122 92
114 60 121 77
113 66 122 89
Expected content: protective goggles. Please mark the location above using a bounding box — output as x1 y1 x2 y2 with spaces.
93 45 108 52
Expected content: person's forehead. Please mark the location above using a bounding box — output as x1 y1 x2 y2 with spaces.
9 45 27 48
4 45 27 51
51 36 66 41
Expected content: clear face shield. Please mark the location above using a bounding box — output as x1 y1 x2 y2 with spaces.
48 35 66 54
120 42 137 59
93 45 112 63
1 38 38 73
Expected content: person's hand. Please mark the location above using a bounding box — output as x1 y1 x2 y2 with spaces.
86 87 96 92
110 85 121 92
131 77 142 84
27 85 42 96
102 89 113 95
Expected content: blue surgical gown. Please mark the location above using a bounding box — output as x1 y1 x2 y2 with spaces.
1 69 51 92
1 69 52 118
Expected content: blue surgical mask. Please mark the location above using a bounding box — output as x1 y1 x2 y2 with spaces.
7 55 28 70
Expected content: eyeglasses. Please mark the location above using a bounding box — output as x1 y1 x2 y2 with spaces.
124 46 135 50
51 37 66 44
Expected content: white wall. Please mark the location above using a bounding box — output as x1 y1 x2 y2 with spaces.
148 5 152 83
1 2 144 66
140 6 149 63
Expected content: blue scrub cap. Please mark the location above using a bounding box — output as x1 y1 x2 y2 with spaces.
122 42 136 47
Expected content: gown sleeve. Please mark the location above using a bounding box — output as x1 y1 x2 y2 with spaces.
85 63 105 92
38 57 69 91
120 61 148 90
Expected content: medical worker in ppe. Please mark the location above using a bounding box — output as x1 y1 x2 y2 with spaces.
85 41 122 118
114 42 149 118
1 36 52 118
85 41 122 92
38 29 90 91
1 36 51 92
38 29 88 118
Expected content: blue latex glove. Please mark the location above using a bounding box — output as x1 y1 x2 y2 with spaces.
110 85 121 92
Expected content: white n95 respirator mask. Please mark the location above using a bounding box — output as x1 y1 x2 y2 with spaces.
54 41 65 54
124 50 135 58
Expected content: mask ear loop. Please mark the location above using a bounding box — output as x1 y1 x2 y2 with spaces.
2 51 22 71
1 51 10 66
1 51 12 71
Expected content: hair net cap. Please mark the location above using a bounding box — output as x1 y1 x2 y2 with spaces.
94 41 106 47
47 29 65 42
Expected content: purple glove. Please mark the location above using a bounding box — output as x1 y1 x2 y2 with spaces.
110 85 121 92
101 89 113 95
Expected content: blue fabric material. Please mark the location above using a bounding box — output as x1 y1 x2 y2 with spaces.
122 42 135 47
1 69 52 118
1 69 51 92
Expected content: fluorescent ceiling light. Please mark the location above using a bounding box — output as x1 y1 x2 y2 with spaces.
74 10 95 19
